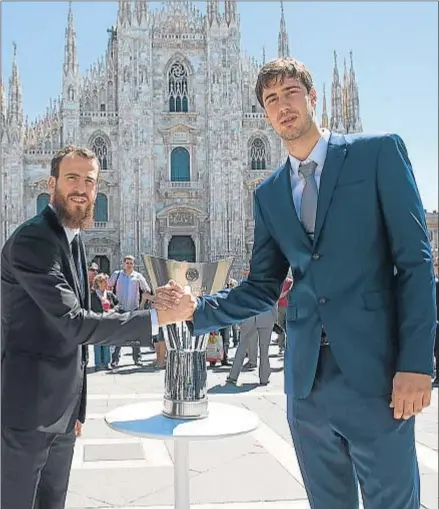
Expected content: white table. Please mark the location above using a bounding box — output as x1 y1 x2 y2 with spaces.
105 400 259 509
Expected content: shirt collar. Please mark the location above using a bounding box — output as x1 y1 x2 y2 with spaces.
288 129 330 177
49 203 80 244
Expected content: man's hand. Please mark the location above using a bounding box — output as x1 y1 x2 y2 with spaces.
390 372 432 420
157 286 197 326
74 420 82 437
152 280 185 310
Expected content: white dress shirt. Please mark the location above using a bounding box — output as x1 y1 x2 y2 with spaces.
288 129 330 218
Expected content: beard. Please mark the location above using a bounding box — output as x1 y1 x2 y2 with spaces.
53 185 94 230
278 107 315 143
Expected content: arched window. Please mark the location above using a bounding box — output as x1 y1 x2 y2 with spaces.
168 62 189 113
99 87 106 109
170 147 190 182
94 193 108 222
83 96 92 112
107 81 114 109
67 86 75 101
92 88 99 110
36 193 50 214
250 138 267 170
91 136 110 170
230 68 237 84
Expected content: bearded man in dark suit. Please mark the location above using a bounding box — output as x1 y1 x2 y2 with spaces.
1 146 188 509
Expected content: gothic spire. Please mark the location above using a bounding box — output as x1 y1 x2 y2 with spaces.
330 51 345 133
224 0 237 26
118 0 132 26
262 46 266 65
0 81 6 123
348 51 362 132
207 0 220 26
278 1 289 58
342 57 350 128
63 1 78 77
343 57 349 86
349 51 356 82
321 84 329 129
7 42 23 127
134 0 148 26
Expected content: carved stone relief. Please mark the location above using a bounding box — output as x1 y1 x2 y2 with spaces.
169 210 194 226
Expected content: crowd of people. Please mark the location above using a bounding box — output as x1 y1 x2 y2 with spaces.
87 255 439 393
86 257 296 388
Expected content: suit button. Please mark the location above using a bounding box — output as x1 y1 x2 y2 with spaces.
312 253 320 261
318 297 327 305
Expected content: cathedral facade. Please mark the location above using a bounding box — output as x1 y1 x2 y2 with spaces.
1 1 363 276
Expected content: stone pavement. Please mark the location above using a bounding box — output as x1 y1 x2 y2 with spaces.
66 344 438 509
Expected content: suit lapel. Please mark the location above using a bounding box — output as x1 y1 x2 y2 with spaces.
314 134 348 244
275 159 312 250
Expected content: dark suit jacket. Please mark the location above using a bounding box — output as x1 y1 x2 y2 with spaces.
193 133 437 399
1 206 153 430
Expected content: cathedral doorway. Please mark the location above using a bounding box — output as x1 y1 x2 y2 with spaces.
168 236 195 262
93 255 110 275
36 193 50 214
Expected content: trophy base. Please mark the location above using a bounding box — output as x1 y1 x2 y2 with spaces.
162 397 209 420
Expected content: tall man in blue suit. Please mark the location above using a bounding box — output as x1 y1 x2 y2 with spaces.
162 57 437 509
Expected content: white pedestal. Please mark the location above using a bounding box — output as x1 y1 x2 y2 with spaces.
105 401 259 509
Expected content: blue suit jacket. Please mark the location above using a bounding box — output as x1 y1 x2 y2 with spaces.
193 133 437 398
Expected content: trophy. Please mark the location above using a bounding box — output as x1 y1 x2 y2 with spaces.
142 255 233 420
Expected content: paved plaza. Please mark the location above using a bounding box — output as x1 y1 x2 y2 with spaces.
66 344 439 509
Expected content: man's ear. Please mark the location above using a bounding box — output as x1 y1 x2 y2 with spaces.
309 87 317 109
48 176 56 199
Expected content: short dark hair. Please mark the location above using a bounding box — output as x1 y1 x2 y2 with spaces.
50 145 99 179
255 57 314 108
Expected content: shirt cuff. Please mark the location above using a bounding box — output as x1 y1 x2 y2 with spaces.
150 308 159 336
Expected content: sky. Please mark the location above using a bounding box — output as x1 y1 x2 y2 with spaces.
1 1 438 210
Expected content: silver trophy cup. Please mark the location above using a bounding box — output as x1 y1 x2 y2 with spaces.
142 255 233 419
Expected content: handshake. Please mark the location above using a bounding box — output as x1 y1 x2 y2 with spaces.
151 280 198 326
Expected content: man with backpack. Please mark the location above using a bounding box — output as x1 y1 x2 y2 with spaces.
108 255 153 367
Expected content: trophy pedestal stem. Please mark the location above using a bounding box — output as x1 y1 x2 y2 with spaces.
163 350 208 420
174 441 190 508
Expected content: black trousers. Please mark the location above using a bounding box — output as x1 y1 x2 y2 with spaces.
1 426 76 509
111 345 141 363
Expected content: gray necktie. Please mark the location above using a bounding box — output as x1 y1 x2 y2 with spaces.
299 161 318 236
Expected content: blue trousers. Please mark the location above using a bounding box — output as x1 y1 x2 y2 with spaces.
93 345 111 367
287 347 420 509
